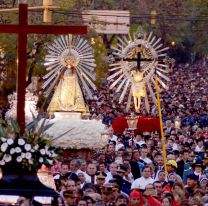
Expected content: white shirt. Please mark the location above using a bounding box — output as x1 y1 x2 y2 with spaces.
135 140 145 146
140 157 152 164
131 176 154 190
195 145 204 152
105 172 113 183
110 135 118 143
85 173 97 184
173 143 178 150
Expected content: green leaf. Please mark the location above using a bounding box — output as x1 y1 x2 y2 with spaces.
43 123 54 132
37 118 47 137
0 124 6 137
10 118 20 133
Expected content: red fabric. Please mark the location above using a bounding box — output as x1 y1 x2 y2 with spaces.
147 196 162 206
162 184 172 192
173 201 181 206
112 116 160 135
112 116 128 134
129 190 144 206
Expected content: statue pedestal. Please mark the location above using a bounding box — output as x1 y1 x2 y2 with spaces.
45 118 107 149
54 112 82 120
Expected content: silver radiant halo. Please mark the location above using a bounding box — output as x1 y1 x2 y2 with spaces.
42 35 96 99
108 29 171 113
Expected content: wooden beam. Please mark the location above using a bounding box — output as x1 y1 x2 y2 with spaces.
0 6 60 13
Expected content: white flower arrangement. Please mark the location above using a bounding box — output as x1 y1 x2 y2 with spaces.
0 160 5 165
21 153 26 158
34 145 39 150
10 148 15 155
40 149 46 155
24 144 31 151
16 156 22 162
18 138 25 146
1 137 6 142
7 138 14 145
1 143 8 152
25 152 32 160
15 147 22 153
4 154 12 162
0 118 60 172
39 157 43 163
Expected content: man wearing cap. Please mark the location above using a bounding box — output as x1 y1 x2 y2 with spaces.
95 171 107 194
101 183 116 206
96 172 107 186
114 164 131 195
63 190 77 206
191 159 205 179
166 160 182 183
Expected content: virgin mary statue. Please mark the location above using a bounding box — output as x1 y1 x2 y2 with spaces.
47 53 88 114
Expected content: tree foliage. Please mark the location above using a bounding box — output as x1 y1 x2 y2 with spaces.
0 0 207 106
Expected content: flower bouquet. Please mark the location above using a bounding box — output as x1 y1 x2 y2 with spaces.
0 118 59 174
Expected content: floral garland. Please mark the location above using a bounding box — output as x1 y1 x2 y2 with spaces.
0 118 59 172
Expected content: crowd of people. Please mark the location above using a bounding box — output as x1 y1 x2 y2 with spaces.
0 59 208 206
50 60 208 206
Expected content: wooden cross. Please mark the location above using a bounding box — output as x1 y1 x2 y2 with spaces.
124 52 154 71
123 44 156 71
0 3 87 133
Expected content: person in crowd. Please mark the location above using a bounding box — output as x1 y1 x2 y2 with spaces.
140 147 152 164
114 194 129 206
85 164 97 184
130 149 142 179
105 162 118 183
11 59 208 205
191 159 205 179
63 190 77 206
185 173 199 197
131 165 154 190
129 189 143 206
166 160 182 183
53 163 71 191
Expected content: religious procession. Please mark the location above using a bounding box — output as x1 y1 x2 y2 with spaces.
0 0 208 206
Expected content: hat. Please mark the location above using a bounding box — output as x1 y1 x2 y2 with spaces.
63 190 76 198
117 164 127 173
96 171 107 179
85 193 101 202
191 160 205 170
166 160 178 168
187 173 199 181
102 183 114 193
